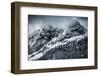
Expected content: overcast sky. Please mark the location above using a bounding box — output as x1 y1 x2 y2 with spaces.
28 15 88 35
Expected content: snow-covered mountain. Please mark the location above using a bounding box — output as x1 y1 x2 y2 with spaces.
28 20 88 61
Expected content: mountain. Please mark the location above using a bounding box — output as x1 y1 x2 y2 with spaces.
28 20 88 60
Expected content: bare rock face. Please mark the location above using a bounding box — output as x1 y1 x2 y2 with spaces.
28 20 88 61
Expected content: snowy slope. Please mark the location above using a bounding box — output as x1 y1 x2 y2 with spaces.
28 21 88 60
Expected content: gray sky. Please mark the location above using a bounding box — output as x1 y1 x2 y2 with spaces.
28 15 88 35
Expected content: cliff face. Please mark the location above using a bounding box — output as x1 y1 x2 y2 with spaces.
28 21 88 61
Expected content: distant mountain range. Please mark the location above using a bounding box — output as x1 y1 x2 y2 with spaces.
28 20 88 61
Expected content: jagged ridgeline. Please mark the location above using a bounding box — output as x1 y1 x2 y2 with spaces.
28 20 88 61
